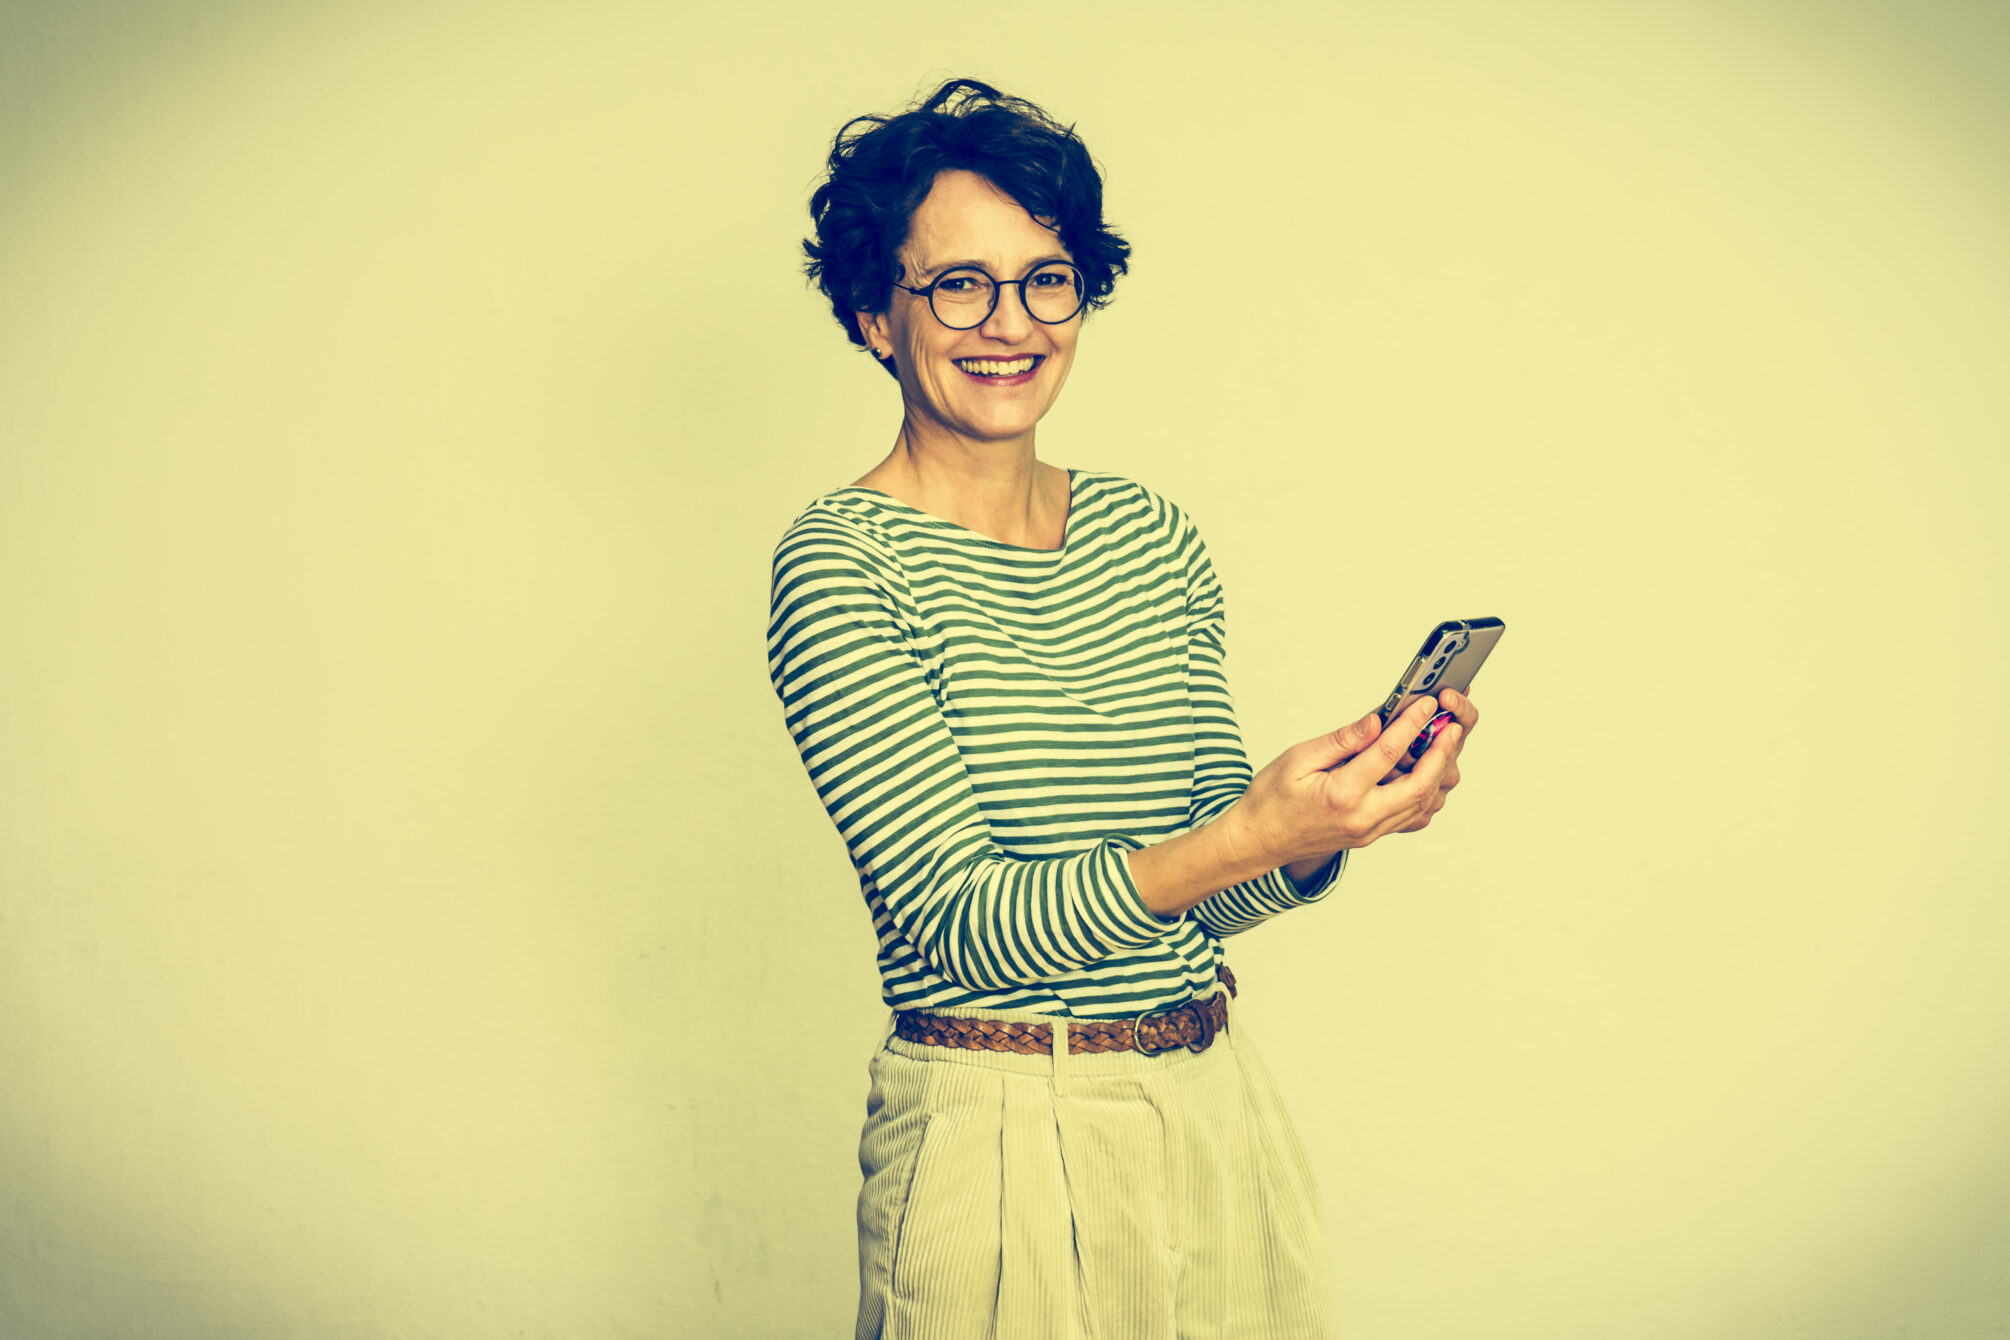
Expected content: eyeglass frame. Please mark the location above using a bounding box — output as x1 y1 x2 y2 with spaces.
890 261 1089 330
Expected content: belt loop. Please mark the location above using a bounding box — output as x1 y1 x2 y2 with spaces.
1051 1017 1070 1097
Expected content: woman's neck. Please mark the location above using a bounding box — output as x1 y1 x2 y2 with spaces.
858 425 1068 550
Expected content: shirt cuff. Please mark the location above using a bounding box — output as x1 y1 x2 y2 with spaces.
1094 833 1185 939
1277 848 1348 903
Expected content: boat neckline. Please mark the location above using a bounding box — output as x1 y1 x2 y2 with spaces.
833 468 1079 554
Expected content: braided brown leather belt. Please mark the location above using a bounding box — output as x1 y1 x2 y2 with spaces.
894 965 1238 1058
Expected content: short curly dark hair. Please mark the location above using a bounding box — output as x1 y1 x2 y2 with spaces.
802 78 1133 380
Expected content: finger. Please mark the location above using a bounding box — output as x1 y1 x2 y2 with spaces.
1397 786 1447 832
1288 709 1383 776
1355 708 1462 838
1417 721 1462 792
1402 749 1458 829
1347 696 1440 786
1387 697 1446 777
1441 688 1480 735
1376 701 1453 780
1411 697 1471 773
1395 720 1461 813
1398 786 1449 833
1378 757 1447 835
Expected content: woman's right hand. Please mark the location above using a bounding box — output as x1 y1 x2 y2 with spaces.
1232 697 1462 867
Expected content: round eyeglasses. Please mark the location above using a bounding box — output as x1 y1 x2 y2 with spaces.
892 262 1087 330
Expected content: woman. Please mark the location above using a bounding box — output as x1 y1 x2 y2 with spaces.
770 78 1477 1339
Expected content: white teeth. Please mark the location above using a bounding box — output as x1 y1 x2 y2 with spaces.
956 356 1037 377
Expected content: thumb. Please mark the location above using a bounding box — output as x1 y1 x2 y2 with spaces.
1294 710 1382 774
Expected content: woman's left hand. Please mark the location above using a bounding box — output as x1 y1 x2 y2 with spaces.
1384 687 1478 831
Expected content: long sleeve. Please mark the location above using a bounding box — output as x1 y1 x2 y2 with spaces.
768 516 1178 993
1172 508 1348 937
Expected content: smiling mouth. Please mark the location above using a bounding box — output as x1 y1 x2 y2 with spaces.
953 355 1044 378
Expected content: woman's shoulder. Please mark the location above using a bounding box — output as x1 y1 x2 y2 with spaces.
1068 469 1203 544
774 482 902 547
769 487 910 588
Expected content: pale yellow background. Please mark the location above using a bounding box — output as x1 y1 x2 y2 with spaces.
3 2 2006 1337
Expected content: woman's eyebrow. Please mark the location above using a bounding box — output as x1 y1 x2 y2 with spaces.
921 253 1071 280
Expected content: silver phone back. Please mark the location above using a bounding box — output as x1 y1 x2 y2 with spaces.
1377 617 1506 725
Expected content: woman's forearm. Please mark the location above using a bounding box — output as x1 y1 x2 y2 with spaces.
1125 807 1282 919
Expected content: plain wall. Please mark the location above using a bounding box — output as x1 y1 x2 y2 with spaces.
2 1 2006 1336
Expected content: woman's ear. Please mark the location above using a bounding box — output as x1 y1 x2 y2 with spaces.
854 310 890 361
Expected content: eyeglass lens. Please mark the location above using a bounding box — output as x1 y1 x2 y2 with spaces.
931 264 1085 329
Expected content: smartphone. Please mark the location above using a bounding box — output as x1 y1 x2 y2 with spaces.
1376 617 1506 759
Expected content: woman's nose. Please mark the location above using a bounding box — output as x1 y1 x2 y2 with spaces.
979 282 1037 337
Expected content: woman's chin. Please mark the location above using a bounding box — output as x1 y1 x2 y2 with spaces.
969 418 1046 444
919 402 1048 442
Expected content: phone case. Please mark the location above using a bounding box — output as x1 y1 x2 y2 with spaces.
1376 617 1506 734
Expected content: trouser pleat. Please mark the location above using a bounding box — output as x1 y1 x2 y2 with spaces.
1054 1078 1175 1338
996 1077 1087 1338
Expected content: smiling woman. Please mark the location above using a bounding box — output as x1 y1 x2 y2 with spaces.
772 77 1475 1339
850 167 1083 501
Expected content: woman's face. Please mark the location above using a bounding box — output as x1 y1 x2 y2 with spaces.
856 169 1080 445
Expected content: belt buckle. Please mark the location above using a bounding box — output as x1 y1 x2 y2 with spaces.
1132 997 1214 1057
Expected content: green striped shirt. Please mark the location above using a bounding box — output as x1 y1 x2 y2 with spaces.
767 469 1347 1019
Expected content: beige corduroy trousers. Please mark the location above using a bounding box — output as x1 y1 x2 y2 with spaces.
853 991 1340 1340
